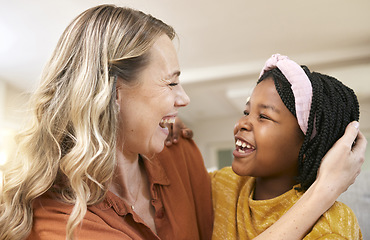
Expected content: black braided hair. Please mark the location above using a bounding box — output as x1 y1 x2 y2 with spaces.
258 66 359 191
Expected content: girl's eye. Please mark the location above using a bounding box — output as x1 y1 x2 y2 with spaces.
259 114 270 120
243 110 249 116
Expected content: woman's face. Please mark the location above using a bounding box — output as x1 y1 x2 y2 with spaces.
232 78 304 179
116 34 190 158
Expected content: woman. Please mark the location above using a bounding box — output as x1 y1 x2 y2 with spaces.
0 5 366 240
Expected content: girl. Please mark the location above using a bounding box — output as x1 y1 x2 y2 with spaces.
211 54 362 239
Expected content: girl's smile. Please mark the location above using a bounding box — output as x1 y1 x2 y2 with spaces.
233 137 255 157
232 78 304 180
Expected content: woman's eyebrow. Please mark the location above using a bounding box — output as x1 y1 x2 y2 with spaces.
165 70 181 80
161 71 181 84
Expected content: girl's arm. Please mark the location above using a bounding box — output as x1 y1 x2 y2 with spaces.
254 121 366 240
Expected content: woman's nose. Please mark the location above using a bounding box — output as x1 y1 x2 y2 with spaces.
175 85 190 107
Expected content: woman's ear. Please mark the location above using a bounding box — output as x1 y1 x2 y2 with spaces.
115 99 121 112
115 77 121 112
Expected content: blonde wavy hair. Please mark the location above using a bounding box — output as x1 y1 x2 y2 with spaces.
0 5 175 240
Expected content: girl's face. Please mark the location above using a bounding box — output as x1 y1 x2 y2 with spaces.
116 34 190 159
232 78 304 179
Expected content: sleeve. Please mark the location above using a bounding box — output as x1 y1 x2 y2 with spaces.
313 234 349 239
27 198 132 240
28 220 133 240
303 201 362 240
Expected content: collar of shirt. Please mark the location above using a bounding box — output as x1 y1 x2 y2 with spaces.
95 154 170 215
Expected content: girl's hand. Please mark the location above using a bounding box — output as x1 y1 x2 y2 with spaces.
165 117 193 146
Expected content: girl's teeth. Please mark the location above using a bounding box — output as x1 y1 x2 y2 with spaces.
238 149 245 153
235 139 255 150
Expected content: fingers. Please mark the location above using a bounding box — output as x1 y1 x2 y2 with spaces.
336 121 360 148
315 121 367 195
164 117 194 147
172 123 180 144
351 131 367 157
351 131 366 175
165 123 174 146
182 129 193 139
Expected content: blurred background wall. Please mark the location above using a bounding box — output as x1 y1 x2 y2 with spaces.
1 0 369 170
0 0 369 236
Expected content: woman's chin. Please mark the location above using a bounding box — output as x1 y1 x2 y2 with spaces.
151 137 166 154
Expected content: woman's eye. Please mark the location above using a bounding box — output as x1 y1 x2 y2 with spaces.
168 83 178 87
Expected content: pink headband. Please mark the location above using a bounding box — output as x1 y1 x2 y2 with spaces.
259 54 312 135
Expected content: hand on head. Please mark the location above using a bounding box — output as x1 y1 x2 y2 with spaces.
316 121 367 194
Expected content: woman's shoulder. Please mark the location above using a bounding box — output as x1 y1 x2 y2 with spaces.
30 191 129 240
155 137 207 174
33 191 73 214
28 192 72 239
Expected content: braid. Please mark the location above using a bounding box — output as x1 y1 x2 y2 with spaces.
258 69 296 116
258 66 359 191
298 68 359 190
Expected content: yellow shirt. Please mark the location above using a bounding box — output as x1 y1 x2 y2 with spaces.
211 167 362 240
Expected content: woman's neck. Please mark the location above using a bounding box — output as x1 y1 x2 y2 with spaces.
110 149 157 233
254 176 297 200
109 149 142 201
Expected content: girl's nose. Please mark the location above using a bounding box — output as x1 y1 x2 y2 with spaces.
234 114 253 134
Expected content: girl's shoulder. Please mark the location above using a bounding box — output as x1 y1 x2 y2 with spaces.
305 201 362 239
210 166 252 189
324 201 359 220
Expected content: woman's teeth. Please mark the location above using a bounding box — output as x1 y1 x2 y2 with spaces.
160 118 175 128
235 139 255 153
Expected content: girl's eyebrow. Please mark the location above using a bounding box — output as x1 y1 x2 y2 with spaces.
258 103 280 113
245 101 280 114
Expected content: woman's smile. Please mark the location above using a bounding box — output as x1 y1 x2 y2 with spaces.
159 115 177 135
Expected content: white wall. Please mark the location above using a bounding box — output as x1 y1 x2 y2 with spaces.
0 80 29 166
0 80 6 166
189 115 238 169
